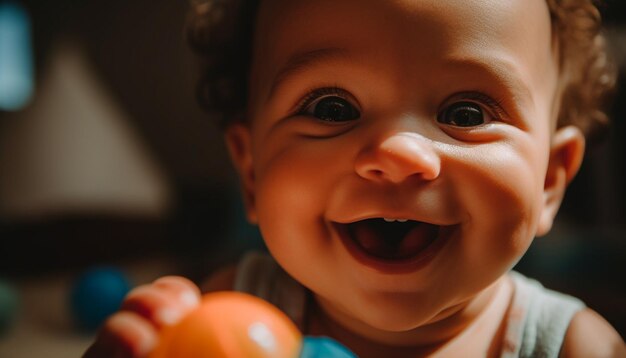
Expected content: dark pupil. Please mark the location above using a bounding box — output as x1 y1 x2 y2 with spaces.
314 97 358 122
442 102 484 127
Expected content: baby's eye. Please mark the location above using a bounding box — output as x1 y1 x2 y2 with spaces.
300 92 360 123
437 101 489 127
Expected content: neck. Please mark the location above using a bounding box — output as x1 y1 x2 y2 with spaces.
307 276 512 357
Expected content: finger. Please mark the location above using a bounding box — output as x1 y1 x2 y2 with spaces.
152 276 201 309
121 285 187 328
84 311 157 358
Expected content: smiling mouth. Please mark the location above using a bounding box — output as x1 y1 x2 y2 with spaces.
339 218 440 261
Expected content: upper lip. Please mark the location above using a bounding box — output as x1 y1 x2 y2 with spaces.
332 213 451 226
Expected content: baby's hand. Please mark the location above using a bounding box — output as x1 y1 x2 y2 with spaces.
83 276 201 358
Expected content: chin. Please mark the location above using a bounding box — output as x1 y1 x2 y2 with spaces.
365 315 426 333
345 291 444 333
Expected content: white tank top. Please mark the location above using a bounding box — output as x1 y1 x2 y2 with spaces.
234 251 585 357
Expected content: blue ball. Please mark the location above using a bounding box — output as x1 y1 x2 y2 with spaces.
70 267 132 331
0 279 19 336
300 336 357 358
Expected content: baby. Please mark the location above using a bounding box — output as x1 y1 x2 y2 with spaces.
85 0 625 357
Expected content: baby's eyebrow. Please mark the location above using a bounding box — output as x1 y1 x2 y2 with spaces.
269 47 351 97
443 56 536 117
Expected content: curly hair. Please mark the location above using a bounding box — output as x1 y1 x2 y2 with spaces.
186 0 259 126
547 0 617 145
186 0 616 144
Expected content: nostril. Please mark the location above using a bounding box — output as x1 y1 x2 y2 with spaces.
370 169 384 178
356 167 384 182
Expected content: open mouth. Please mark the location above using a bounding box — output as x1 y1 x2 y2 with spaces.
340 218 440 261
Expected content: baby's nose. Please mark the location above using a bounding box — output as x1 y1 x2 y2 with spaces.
354 132 441 184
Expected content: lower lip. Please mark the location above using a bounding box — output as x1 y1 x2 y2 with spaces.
333 222 451 274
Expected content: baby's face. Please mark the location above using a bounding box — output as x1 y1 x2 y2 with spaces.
232 0 564 332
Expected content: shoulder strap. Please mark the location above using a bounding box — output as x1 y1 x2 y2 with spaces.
233 251 307 330
501 272 585 358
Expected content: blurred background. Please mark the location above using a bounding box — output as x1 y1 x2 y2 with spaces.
0 0 624 356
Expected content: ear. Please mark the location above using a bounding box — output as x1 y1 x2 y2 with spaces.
225 123 257 223
536 126 585 236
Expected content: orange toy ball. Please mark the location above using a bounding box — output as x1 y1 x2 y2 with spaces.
149 291 302 358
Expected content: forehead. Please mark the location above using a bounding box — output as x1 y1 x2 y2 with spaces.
264 1 542 38
250 0 556 115
255 0 552 55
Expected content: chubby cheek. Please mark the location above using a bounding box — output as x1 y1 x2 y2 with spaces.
449 138 547 276
251 136 352 278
